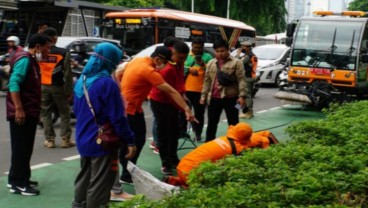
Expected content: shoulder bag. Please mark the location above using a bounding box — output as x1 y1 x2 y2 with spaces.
83 76 121 151
216 62 237 86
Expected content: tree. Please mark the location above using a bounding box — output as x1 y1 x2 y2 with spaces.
165 0 287 35
348 0 368 11
89 0 164 8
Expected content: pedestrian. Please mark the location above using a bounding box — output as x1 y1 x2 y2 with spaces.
6 36 23 61
150 40 190 175
119 46 195 183
236 41 258 119
40 27 74 148
164 122 273 187
184 37 213 141
200 39 247 142
6 34 51 196
149 36 179 155
72 42 136 208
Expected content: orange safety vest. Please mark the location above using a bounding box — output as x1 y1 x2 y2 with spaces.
38 54 64 85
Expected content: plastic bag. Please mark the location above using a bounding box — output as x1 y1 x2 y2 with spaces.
127 161 180 200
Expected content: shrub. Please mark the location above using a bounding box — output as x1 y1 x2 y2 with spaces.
112 101 368 208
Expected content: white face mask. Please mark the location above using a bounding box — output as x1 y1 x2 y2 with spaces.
35 52 42 62
156 63 166 70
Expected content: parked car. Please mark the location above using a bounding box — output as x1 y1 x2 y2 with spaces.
231 44 290 85
56 36 122 51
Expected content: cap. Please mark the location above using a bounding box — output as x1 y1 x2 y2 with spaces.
151 46 172 61
226 122 253 143
240 41 253 47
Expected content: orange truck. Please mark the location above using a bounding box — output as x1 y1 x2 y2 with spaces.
275 11 368 109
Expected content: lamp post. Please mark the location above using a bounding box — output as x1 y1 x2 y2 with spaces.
227 0 230 19
192 0 194 13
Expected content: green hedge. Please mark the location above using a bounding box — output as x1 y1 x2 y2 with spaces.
112 101 368 208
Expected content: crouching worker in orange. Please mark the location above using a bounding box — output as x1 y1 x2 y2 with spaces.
164 122 278 187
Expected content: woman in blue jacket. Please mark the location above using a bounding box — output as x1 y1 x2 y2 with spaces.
72 42 136 208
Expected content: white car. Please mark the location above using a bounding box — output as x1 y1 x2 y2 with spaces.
231 44 290 84
132 42 214 59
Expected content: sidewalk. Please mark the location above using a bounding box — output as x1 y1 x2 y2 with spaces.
0 105 324 208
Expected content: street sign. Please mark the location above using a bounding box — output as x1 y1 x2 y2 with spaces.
175 27 190 39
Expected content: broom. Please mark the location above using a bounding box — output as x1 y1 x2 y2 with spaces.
274 91 312 105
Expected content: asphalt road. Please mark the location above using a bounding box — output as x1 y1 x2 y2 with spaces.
0 85 281 176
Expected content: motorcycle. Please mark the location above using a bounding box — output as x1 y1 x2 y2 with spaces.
0 54 10 92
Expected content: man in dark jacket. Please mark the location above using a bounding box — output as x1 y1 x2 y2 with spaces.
40 27 74 148
6 34 51 196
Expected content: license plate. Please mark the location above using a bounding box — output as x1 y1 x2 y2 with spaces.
310 68 331 75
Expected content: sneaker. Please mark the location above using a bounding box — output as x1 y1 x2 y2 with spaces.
7 180 38 189
149 141 156 149
119 176 133 184
153 147 159 154
10 186 40 196
43 140 55 148
161 166 173 175
110 191 134 202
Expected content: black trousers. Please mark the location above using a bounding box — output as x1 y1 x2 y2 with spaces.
8 118 38 187
73 151 118 208
150 100 180 168
186 91 206 138
205 97 239 142
119 112 146 179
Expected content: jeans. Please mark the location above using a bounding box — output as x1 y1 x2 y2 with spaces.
205 97 239 142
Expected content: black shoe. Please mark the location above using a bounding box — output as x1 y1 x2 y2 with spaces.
119 176 133 184
170 160 180 168
161 166 173 175
10 186 40 196
7 180 38 189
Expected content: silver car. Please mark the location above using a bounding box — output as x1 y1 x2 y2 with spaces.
232 44 290 85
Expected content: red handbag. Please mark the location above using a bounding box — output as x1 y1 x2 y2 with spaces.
96 123 121 151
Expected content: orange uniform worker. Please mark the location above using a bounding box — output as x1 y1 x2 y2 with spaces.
165 122 275 186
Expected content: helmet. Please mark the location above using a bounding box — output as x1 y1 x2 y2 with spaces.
6 36 20 46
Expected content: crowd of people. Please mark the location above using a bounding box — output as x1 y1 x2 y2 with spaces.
4 29 268 207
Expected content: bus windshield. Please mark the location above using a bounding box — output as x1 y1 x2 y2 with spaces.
104 9 256 55
292 20 363 70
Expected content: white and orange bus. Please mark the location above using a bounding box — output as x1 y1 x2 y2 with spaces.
104 9 256 55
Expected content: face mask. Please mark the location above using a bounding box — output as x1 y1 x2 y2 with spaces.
35 52 42 62
156 63 166 70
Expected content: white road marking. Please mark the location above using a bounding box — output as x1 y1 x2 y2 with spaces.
31 163 52 170
4 163 53 175
62 155 80 161
256 110 268 114
269 107 281 111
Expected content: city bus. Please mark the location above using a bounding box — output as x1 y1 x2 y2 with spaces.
104 9 256 55
275 11 368 109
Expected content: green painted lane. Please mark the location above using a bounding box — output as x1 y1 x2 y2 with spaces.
0 106 324 208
